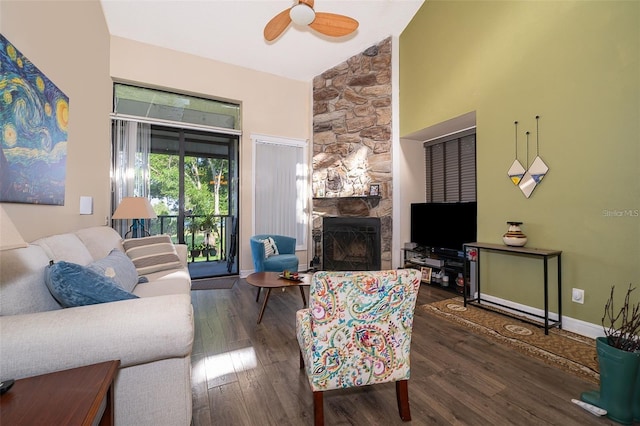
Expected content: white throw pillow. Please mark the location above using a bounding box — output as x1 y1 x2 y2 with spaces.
261 237 279 258
268 237 280 255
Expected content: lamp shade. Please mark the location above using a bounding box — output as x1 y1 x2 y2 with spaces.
112 197 157 220
0 205 28 251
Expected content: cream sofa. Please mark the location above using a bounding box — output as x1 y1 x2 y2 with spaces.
0 226 194 425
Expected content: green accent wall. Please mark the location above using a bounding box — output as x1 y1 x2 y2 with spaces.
399 1 639 326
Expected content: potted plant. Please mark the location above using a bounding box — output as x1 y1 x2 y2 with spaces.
201 214 219 259
189 243 202 260
186 216 202 260
200 212 217 235
581 284 640 425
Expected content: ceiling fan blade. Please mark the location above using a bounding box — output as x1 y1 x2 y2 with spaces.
309 12 359 37
264 8 293 41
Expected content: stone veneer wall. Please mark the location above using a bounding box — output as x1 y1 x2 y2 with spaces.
311 37 393 269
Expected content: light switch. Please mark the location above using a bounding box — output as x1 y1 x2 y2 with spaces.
80 196 93 215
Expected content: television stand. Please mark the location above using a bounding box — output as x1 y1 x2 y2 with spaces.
402 246 466 294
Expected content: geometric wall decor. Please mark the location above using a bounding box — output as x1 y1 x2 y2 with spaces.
0 33 69 205
509 115 549 198
519 155 549 198
507 121 526 185
508 159 526 186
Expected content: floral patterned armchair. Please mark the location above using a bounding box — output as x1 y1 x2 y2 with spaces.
296 269 421 426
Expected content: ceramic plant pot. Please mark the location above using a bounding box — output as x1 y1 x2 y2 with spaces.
581 337 640 425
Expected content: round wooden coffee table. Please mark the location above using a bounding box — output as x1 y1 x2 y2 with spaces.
246 271 312 324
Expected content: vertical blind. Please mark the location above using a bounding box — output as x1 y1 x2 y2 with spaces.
425 132 476 202
253 135 308 248
111 120 151 236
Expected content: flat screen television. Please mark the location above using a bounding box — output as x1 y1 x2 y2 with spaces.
410 202 477 254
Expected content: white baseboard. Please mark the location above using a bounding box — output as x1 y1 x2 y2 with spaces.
475 293 604 339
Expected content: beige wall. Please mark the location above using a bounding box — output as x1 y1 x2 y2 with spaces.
1 0 112 241
399 1 640 328
398 138 426 248
109 37 311 273
1 2 311 273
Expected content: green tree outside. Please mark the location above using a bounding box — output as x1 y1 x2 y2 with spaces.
147 153 229 254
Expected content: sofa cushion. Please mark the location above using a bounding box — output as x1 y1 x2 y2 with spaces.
45 261 139 308
87 249 139 293
75 226 124 260
133 279 192 297
122 235 182 276
0 245 62 315
33 233 94 265
143 267 191 283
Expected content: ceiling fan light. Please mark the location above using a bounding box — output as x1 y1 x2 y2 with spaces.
290 4 315 26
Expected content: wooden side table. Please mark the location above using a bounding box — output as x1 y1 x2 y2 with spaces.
246 272 311 324
0 360 120 425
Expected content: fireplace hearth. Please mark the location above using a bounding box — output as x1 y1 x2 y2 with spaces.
322 217 381 271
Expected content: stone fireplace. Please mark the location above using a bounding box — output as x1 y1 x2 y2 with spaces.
311 38 393 270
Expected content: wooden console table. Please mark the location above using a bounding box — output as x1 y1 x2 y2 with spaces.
463 242 562 335
0 360 120 425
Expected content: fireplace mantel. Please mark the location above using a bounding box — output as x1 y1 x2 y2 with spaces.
312 196 381 200
313 195 380 207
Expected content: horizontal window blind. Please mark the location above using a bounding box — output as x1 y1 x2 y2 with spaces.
425 132 476 202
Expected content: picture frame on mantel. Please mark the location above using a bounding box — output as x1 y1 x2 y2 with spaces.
369 184 380 196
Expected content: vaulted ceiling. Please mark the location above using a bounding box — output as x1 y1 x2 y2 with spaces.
100 0 425 82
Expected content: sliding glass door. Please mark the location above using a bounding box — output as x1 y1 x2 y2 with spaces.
149 126 239 277
111 83 241 278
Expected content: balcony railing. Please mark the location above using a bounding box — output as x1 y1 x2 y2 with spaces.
152 214 233 263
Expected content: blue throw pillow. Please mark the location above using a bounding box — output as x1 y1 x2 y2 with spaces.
45 261 139 308
87 249 139 292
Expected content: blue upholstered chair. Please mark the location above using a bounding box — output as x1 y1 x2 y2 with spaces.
250 234 299 273
250 234 300 300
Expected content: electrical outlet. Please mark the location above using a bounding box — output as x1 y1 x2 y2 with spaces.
572 288 585 304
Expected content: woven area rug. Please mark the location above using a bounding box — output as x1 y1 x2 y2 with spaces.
421 298 599 384
191 277 238 290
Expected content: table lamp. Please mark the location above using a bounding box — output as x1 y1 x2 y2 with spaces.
0 205 28 251
112 197 157 238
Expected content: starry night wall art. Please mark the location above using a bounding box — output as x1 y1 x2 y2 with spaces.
0 34 69 205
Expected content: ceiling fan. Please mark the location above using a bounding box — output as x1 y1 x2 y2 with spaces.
264 0 359 42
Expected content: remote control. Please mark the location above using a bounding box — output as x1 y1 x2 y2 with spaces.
571 399 607 416
0 379 15 395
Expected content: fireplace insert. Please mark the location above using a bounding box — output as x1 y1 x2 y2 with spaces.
322 217 381 271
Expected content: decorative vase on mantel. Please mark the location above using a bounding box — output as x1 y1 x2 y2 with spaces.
503 221 528 247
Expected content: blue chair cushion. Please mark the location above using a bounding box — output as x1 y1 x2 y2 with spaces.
45 261 139 308
263 254 299 272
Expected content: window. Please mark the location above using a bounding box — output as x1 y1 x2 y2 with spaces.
113 83 241 131
424 130 476 202
252 134 308 249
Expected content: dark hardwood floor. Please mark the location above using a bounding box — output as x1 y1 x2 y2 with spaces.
191 278 617 426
